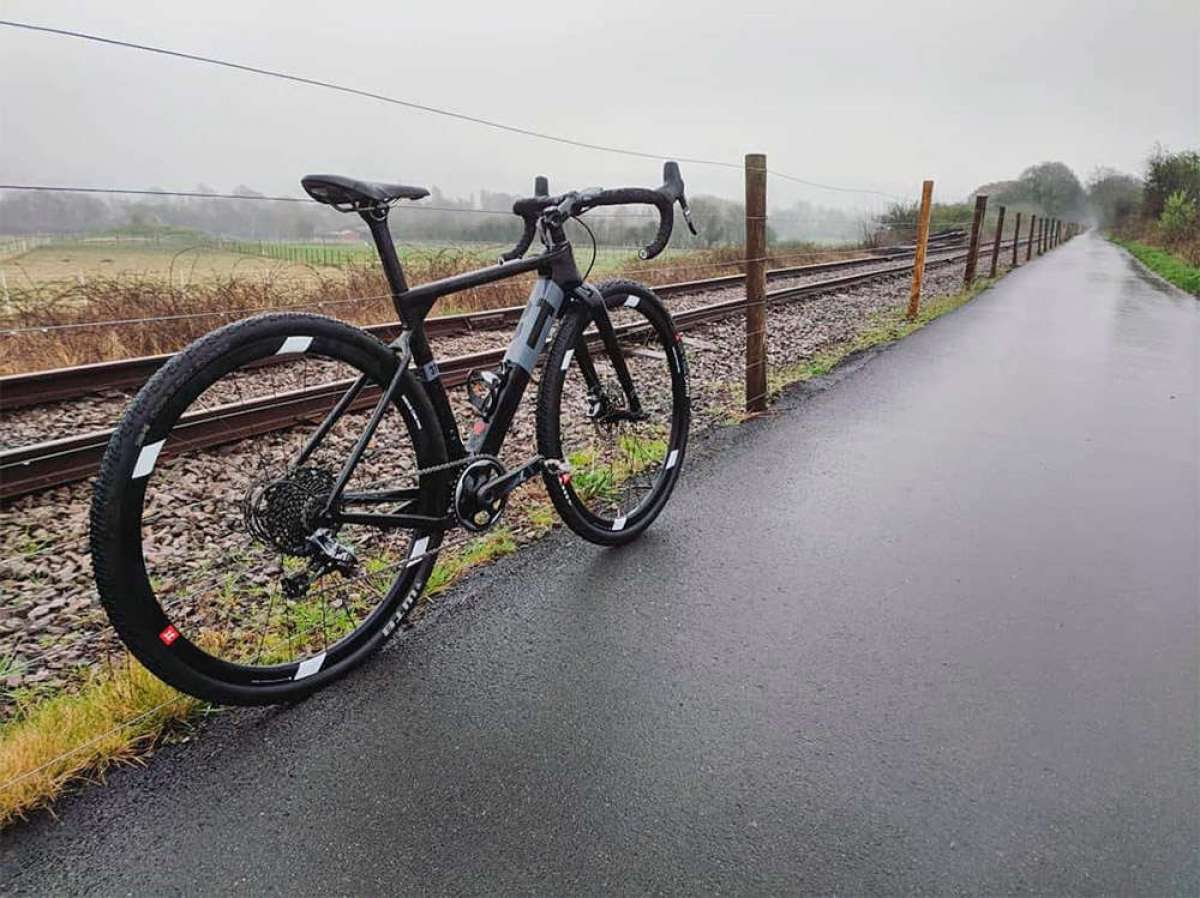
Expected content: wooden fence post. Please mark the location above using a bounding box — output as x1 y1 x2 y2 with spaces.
989 205 1006 278
907 179 934 320
744 153 768 414
963 194 988 285
1026 215 1036 261
1011 212 1022 267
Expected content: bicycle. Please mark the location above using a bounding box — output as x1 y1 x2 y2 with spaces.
90 162 697 705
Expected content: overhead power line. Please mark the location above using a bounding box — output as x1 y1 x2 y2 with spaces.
0 20 905 202
0 184 657 218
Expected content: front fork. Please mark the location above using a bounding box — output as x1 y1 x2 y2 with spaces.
572 284 644 418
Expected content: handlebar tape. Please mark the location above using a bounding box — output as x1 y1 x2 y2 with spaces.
501 162 689 262
500 177 557 262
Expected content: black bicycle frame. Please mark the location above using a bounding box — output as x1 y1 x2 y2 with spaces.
304 206 636 533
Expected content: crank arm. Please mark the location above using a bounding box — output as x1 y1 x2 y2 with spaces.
477 456 547 504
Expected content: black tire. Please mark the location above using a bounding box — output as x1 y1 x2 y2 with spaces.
536 280 689 546
90 313 449 706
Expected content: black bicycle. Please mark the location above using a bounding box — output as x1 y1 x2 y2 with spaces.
90 162 696 705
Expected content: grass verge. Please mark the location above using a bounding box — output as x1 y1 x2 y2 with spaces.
0 279 996 828
1110 238 1200 295
0 658 199 828
0 494 558 828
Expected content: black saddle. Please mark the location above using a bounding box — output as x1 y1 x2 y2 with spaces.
301 174 429 211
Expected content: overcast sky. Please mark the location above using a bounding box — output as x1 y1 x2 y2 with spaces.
1 0 1196 213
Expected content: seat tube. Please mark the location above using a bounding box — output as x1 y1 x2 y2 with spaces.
360 210 411 321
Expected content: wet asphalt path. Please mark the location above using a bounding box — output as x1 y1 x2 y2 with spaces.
3 232 1197 896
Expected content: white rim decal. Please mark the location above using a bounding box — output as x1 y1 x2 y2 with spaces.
560 348 575 371
294 652 326 680
665 449 679 470
612 515 627 531
407 536 429 567
402 395 421 429
624 295 639 308
132 440 164 479
276 335 313 355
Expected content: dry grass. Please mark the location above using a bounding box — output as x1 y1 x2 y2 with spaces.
0 242 327 286
0 244 865 376
0 251 535 375
0 656 199 828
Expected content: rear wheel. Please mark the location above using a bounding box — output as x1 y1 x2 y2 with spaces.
536 280 689 545
90 313 449 705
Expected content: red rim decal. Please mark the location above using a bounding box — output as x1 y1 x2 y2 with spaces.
159 624 180 646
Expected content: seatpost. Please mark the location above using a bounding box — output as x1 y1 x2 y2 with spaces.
359 208 410 319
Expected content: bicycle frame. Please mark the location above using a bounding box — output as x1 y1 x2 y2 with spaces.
301 206 642 533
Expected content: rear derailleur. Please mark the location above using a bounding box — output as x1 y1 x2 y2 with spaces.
281 529 358 600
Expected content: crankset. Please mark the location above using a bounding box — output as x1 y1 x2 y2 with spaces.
453 456 571 532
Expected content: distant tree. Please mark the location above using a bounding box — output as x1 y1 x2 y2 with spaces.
1014 161 1087 219
970 179 1023 205
1087 167 1142 229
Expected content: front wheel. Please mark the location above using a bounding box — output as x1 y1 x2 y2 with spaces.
536 279 690 545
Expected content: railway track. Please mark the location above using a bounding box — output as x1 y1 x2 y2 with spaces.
0 235 965 412
1 237 997 501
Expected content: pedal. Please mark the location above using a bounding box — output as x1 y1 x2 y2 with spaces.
544 457 573 486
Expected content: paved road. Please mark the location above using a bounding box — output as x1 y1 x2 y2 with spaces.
3 233 1197 896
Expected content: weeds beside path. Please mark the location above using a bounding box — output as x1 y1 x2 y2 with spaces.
1111 238 1200 295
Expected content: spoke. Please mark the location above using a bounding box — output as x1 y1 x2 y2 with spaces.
253 582 279 665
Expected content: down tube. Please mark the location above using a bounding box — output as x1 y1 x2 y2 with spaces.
473 278 567 457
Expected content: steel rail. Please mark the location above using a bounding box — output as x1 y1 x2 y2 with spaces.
0 240 1015 502
0 239 966 412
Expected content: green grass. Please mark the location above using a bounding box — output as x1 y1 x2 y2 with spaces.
0 658 200 828
425 528 519 597
1110 238 1200 295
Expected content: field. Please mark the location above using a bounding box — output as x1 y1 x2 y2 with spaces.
0 236 710 292
0 234 863 375
2 238 378 290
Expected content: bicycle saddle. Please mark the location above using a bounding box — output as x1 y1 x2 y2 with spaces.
301 174 429 210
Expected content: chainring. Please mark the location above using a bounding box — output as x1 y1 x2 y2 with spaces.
453 457 508 532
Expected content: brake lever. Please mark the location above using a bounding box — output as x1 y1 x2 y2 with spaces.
679 197 699 236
